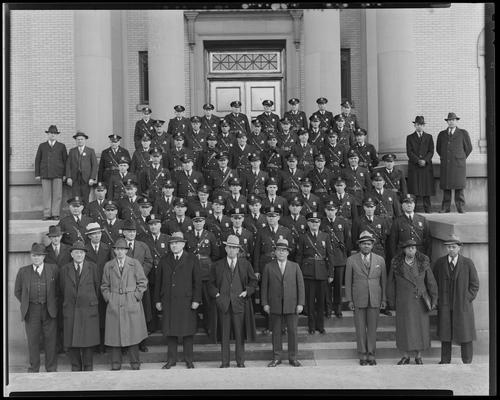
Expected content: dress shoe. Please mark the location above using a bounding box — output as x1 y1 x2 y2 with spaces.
439 209 450 214
186 361 195 369
368 359 377 366
397 357 410 365
415 357 423 365
219 363 230 368
380 309 392 316
42 216 51 221
162 361 176 369
267 359 282 367
111 365 121 371
237 363 245 368
51 216 60 220
318 328 326 335
139 343 148 352
261 328 270 336
131 364 140 370
457 209 466 214
359 359 368 366
27 368 39 373
334 310 343 318
289 360 302 367
281 328 287 335
438 360 450 364
308 329 315 335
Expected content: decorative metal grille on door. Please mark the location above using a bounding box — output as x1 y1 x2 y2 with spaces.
210 51 281 73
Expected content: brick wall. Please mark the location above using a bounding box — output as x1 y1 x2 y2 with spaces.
9 10 76 171
413 3 485 162
340 9 362 121
125 10 148 155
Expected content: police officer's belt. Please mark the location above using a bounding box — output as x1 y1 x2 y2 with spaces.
305 256 325 261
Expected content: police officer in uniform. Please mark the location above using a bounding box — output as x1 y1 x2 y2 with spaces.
339 100 360 136
186 210 219 334
321 129 348 176
108 156 136 202
198 133 220 180
277 117 298 153
175 154 205 202
151 119 170 153
247 119 267 154
243 195 268 238
188 184 214 218
58 197 93 245
308 153 335 202
130 133 153 175
328 177 359 222
186 116 207 166
98 134 131 186
350 128 378 172
261 132 284 178
342 150 372 216
85 182 108 225
283 98 308 133
296 211 335 334
205 196 232 247
298 177 320 216
134 106 156 149
138 146 171 203
117 179 142 221
279 152 305 202
257 100 281 134
225 177 248 214
225 100 251 136
332 114 355 150
166 105 193 140
101 200 124 246
217 119 237 153
209 151 239 200
230 131 255 175
200 103 221 136
261 176 289 216
308 115 324 148
279 196 308 260
376 154 408 204
161 197 193 236
242 153 268 199
292 128 317 175
164 133 193 173
369 171 402 225
310 97 334 132
152 180 178 223
320 200 352 318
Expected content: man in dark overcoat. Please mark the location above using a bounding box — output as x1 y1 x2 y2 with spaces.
261 238 305 367
154 232 202 369
436 112 473 213
208 235 258 368
35 124 68 220
406 116 435 213
432 235 479 364
60 241 101 371
14 243 59 372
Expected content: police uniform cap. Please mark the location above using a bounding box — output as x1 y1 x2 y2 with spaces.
347 149 359 158
372 172 384 181
141 133 152 141
180 154 194 163
363 197 377 207
236 130 247 138
381 153 396 162
137 197 152 207
354 128 367 136
252 119 262 127
118 156 130 165
122 219 137 231
216 151 229 160
190 116 201 123
316 97 328 104
230 100 242 108
327 129 338 137
192 210 207 221
230 208 245 216
67 196 83 206
154 119 165 127
124 178 138 188
265 206 281 216
280 117 291 125
297 127 309 136
174 105 185 112
173 133 185 141
108 134 122 142
104 200 118 210
288 98 300 105
174 198 188 207
228 177 242 187
340 100 352 108
247 195 261 205
286 152 298 161
141 106 152 114
221 119 230 127
289 197 303 206
203 103 215 110
334 176 346 185
213 196 225 205
147 214 162 224
267 132 277 140
248 153 261 162
314 153 326 162
262 100 274 107
306 211 321 221
300 177 312 186
402 194 416 203
333 114 345 123
95 182 107 191
197 184 210 193
309 115 320 122
207 133 218 141
325 200 339 210
163 179 175 188
149 146 162 156
266 177 278 187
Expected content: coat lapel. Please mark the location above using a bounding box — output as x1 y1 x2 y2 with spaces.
359 253 369 276
68 263 77 286
80 261 90 284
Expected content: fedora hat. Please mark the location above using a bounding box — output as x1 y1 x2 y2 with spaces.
112 238 130 249
73 131 89 139
412 116 425 125
223 234 242 248
443 234 463 246
85 222 103 235
169 231 187 243
45 125 60 134
122 219 137 231
399 239 417 249
444 112 460 121
30 242 47 255
274 238 291 251
70 240 88 252
47 225 64 237
357 231 375 244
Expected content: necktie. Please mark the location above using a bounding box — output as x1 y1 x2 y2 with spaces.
54 246 59 257
408 214 412 223
175 255 179 261
230 259 236 273
449 259 454 272
119 261 124 273
196 231 200 239
364 255 370 270
270 197 274 205
36 265 42 276
280 262 285 275
76 263 82 276
94 245 98 253
448 129 453 137
128 242 133 251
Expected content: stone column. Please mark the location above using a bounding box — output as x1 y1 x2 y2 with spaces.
74 10 113 155
303 10 341 117
148 10 186 119
376 9 416 155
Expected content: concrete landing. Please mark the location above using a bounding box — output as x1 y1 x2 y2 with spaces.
5 356 490 395
423 211 488 242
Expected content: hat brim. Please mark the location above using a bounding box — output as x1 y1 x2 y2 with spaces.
444 117 460 121
222 242 242 248
147 219 162 224
70 247 88 252
45 130 60 134
112 245 130 249
443 240 462 246
274 245 291 251
31 250 48 255
168 238 187 243
358 238 375 244
85 229 103 235
73 134 89 139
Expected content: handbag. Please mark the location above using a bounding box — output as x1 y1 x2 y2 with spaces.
420 290 432 311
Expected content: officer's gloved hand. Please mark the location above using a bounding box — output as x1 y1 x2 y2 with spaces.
348 301 355 311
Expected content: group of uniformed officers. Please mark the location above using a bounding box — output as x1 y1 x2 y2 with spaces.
19 97 478 372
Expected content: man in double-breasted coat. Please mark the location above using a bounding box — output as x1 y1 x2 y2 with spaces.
432 235 479 364
154 232 202 369
101 238 148 370
436 112 473 213
261 238 305 367
345 231 387 365
60 241 101 371
406 116 435 213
